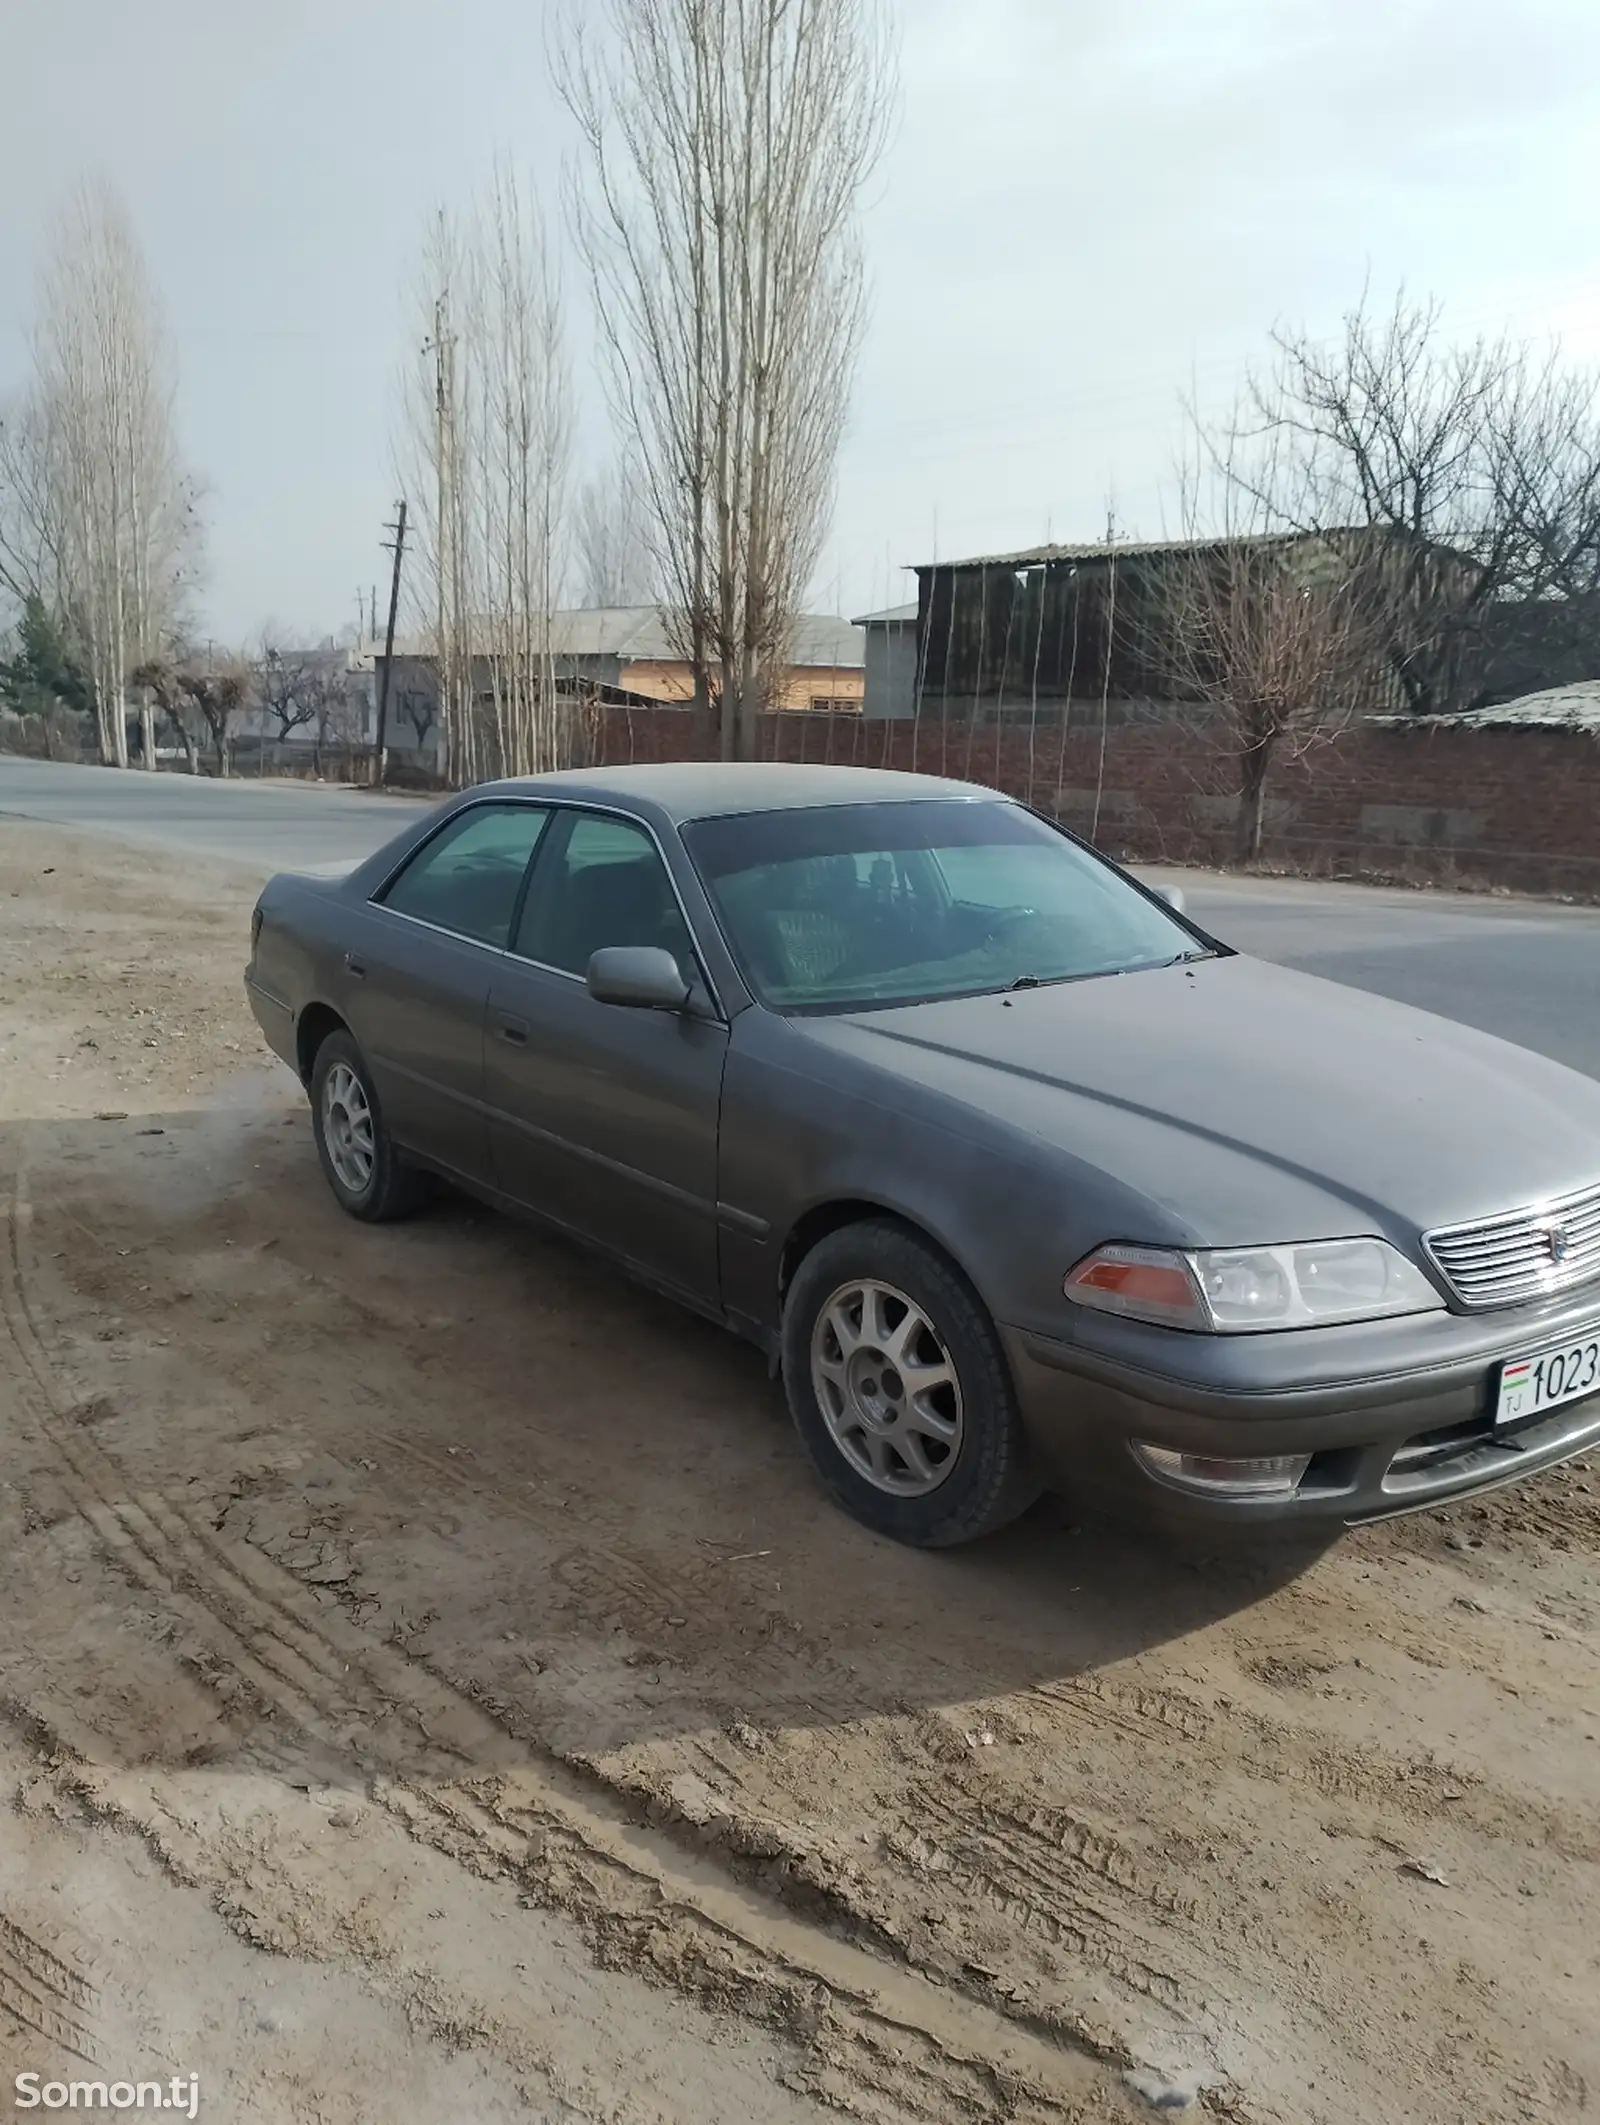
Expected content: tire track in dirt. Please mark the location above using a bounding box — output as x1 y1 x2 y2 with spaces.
1029 1676 1214 1747
369 1429 905 1730
0 1163 1148 2125
1022 1667 1600 1867
0 1914 98 2066
885 1777 1199 2014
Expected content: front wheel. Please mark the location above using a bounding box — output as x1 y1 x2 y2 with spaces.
309 1030 430 1222
782 1221 1040 1547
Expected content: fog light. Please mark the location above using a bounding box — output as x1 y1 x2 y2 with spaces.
1132 1444 1312 1498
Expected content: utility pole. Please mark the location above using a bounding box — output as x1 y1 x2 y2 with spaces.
423 278 459 783
372 498 408 788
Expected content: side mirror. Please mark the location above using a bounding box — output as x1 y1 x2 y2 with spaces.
1155 885 1186 915
586 945 692 1011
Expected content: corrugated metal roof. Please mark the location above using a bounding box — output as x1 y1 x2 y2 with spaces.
852 602 918 626
788 614 865 667
384 607 863 669
918 531 1344 572
547 606 673 659
1373 680 1600 733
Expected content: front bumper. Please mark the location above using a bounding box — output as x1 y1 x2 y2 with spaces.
1002 1299 1600 1529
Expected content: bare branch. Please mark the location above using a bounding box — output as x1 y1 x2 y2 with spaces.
27 181 197 766
574 458 655 606
132 652 250 778
1199 288 1600 715
397 173 575 781
559 0 894 757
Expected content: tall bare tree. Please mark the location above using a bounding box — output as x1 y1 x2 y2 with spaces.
561 0 894 759
400 212 473 783
27 183 195 767
468 171 574 780
574 458 654 607
399 175 574 785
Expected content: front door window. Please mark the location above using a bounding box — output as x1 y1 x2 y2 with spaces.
514 811 694 980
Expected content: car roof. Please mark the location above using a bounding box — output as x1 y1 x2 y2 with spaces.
480 760 1010 824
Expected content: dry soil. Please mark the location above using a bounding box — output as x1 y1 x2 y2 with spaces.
0 820 1595 2125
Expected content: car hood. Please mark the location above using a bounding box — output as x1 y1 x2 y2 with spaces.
795 954 1600 1247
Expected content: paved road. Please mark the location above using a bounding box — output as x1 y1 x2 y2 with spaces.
0 754 426 871
1161 868 1600 1081
5 753 1599 1077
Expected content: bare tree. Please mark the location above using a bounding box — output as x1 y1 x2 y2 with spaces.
400 212 473 783
561 0 894 759
398 173 575 785
130 656 199 772
133 655 250 778
1218 289 1600 713
310 670 365 776
394 683 438 760
252 641 364 774
467 170 575 781
189 665 248 778
574 458 654 606
1158 428 1392 862
28 183 195 767
254 644 321 747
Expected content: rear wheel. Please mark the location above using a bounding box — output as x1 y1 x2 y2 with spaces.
309 1030 430 1222
782 1220 1040 1547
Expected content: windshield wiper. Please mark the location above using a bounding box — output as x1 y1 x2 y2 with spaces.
1003 952 1213 992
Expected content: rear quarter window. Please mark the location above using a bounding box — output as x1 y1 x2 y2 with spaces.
377 803 550 947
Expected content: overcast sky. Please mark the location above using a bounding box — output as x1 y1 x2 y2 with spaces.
4 0 1600 642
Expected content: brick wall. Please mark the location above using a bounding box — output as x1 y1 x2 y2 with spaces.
592 706 1600 897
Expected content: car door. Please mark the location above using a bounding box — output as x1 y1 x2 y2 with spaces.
343 800 552 1185
483 807 728 1309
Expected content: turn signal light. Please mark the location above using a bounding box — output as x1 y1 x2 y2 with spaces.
1063 1245 1208 1328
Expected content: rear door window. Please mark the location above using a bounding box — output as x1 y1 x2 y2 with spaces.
377 803 551 948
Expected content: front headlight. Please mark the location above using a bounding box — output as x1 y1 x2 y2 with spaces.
1065 1238 1444 1332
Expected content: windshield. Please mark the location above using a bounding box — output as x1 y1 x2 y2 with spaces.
682 799 1206 1012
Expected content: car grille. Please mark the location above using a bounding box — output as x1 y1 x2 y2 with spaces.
1423 1180 1600 1310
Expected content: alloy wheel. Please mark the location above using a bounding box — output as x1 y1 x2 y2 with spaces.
322 1060 376 1195
810 1278 964 1496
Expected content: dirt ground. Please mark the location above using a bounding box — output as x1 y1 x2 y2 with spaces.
0 820 1595 2125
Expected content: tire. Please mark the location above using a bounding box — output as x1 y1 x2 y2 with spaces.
782 1220 1040 1547
308 1030 431 1223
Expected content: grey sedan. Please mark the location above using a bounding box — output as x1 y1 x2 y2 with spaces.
245 762 1600 1546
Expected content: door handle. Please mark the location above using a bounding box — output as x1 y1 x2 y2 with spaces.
345 952 366 978
496 1014 529 1046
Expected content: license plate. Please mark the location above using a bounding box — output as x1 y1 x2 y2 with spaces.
1497 1337 1600 1424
